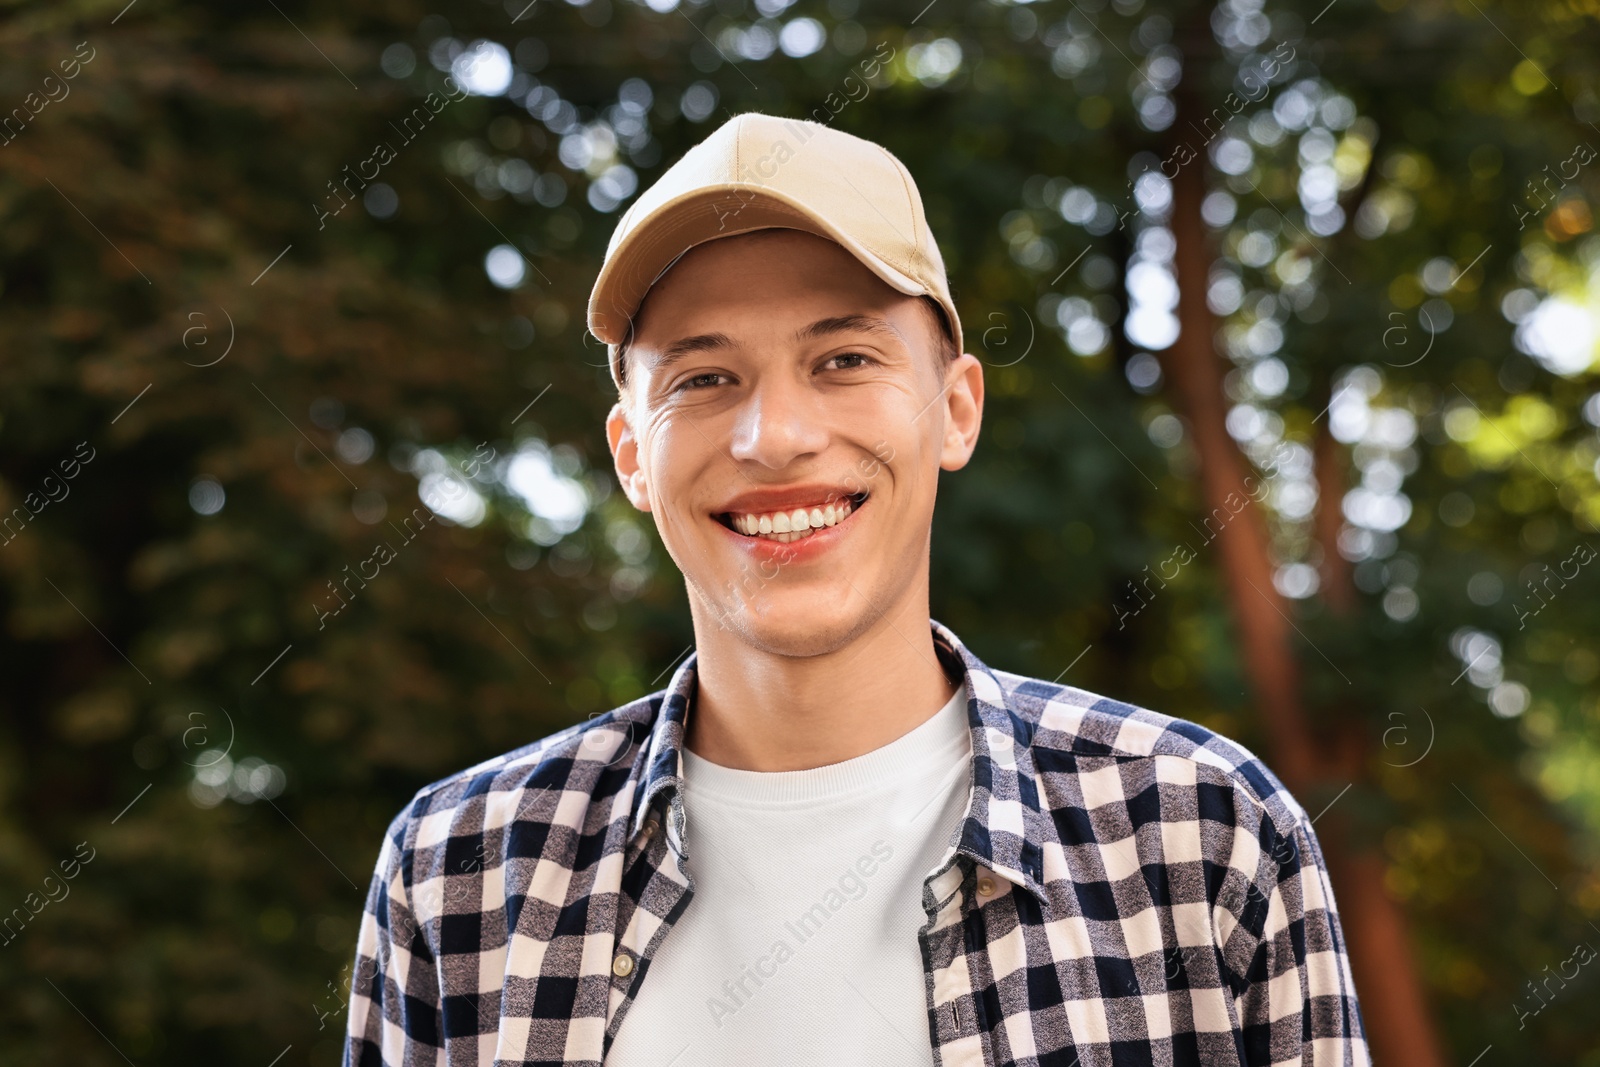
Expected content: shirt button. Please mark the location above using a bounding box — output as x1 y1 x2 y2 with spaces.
976 876 997 898
612 953 635 978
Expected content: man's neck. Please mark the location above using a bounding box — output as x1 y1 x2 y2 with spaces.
682 593 958 772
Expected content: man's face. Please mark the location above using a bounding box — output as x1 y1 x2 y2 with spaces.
605 228 983 658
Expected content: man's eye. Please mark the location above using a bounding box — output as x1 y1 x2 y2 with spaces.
678 372 726 391
825 352 872 371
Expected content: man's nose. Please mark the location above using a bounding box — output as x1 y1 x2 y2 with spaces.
727 376 830 470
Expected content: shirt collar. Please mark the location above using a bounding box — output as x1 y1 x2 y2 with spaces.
627 618 1057 905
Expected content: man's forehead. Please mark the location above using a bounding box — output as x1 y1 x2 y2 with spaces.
646 227 880 296
631 238 910 346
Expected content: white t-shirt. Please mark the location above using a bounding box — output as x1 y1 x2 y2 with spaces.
606 681 973 1066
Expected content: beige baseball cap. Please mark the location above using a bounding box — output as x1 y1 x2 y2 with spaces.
586 111 963 388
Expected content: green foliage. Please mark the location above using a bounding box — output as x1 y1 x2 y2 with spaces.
2 0 1599 1062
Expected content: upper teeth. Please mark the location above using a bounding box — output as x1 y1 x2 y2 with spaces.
730 499 854 538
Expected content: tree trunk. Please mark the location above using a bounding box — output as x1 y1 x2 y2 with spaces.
1155 72 1450 1067
1309 422 1451 1067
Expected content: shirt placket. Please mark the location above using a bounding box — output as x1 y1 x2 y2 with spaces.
921 859 996 1067
602 806 695 1055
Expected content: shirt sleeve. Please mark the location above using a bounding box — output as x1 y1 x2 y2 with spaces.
1225 802 1370 1067
343 800 443 1067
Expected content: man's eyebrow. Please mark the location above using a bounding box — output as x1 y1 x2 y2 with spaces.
649 332 737 372
795 314 906 345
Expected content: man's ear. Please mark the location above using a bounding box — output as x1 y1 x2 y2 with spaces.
606 400 652 512
938 352 984 471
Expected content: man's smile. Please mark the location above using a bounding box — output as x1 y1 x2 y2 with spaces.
717 492 868 543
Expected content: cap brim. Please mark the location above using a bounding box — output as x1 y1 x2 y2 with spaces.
587 185 928 347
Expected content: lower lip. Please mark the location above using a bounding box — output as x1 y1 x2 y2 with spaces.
712 502 864 565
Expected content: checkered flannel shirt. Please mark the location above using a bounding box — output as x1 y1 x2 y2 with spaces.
344 619 1368 1067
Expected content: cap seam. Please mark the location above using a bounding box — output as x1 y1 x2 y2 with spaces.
881 144 922 268
734 114 744 187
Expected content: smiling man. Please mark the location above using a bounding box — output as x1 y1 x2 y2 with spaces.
344 113 1368 1067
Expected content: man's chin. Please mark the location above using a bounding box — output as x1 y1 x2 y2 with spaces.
698 591 883 660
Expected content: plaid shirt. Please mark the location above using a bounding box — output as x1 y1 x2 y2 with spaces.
344 619 1368 1067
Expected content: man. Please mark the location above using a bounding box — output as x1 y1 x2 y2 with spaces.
344 112 1368 1067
